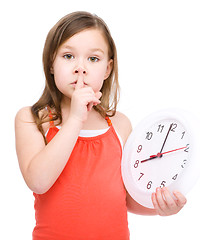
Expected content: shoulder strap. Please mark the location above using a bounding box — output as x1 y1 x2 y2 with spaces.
105 116 112 126
47 106 55 127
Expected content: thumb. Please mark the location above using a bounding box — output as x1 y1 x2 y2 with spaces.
75 72 84 90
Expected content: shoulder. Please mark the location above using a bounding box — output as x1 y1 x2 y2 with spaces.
110 111 132 146
15 106 34 124
15 106 40 140
15 106 50 133
15 107 46 162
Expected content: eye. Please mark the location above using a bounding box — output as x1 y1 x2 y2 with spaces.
88 56 99 62
63 54 74 60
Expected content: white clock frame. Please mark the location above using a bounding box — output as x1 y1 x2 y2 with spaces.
121 109 200 208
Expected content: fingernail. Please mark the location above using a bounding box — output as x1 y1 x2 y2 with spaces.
156 187 161 191
173 191 179 195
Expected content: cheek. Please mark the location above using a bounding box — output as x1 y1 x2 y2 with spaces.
54 70 64 87
89 65 108 91
90 73 105 92
53 61 69 81
53 68 70 94
54 75 64 92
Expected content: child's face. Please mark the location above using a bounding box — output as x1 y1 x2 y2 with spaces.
52 28 113 99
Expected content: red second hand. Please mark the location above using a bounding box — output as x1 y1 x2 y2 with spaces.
150 146 187 158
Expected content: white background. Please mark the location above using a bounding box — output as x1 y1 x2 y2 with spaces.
1 0 200 239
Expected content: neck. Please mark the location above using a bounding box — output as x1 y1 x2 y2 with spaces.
61 95 71 108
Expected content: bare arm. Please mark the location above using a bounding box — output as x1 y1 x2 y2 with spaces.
15 107 82 194
126 190 157 215
15 74 102 194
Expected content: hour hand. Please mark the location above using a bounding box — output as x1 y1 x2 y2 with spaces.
140 155 158 163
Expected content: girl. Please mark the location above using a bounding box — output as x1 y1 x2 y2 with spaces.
15 11 187 240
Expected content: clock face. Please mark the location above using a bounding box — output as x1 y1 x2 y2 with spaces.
131 119 190 193
122 109 200 208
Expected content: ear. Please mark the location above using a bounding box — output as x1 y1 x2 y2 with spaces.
104 59 113 80
50 66 54 74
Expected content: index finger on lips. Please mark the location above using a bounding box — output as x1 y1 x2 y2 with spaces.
75 73 84 90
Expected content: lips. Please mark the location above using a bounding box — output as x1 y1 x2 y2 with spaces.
71 80 77 85
70 80 77 87
71 81 88 87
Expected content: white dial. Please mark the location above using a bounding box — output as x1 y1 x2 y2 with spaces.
131 119 189 193
122 109 200 208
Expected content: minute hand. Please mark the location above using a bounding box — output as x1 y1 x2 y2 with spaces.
159 123 173 154
141 146 187 163
150 146 187 158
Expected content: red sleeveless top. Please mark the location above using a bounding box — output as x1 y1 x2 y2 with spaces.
32 117 129 240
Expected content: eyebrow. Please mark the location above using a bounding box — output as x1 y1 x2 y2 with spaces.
62 45 105 54
89 48 105 54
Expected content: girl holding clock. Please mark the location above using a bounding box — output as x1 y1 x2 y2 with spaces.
15 11 187 239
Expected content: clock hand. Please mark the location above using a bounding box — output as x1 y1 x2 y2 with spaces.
141 123 174 163
141 146 187 163
140 155 158 163
150 146 187 158
140 124 174 164
159 123 173 154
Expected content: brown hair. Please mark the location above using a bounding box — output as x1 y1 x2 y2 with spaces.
31 11 120 141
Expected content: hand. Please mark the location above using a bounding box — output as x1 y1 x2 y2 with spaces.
151 187 187 216
69 73 102 123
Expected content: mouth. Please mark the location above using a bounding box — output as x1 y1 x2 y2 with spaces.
71 81 88 87
70 81 77 87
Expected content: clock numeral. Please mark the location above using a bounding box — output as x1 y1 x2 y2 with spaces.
170 123 177 132
160 181 166 188
146 132 153 140
181 131 186 139
137 145 142 153
157 124 164 133
184 144 190 152
172 174 178 180
138 173 144 181
181 159 187 168
134 160 140 168
147 181 153 189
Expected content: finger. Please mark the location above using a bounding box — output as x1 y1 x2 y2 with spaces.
155 187 168 210
75 73 84 90
151 191 165 216
173 191 187 207
162 187 177 209
86 91 102 111
87 102 94 111
151 192 159 210
95 91 102 100
87 95 101 111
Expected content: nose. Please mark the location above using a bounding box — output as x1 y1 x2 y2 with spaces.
74 67 87 75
